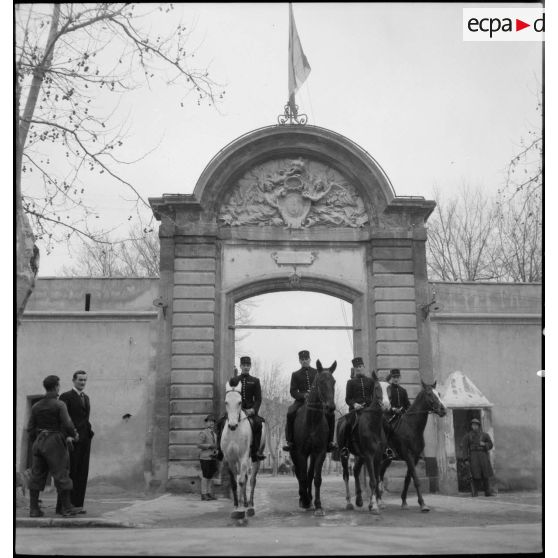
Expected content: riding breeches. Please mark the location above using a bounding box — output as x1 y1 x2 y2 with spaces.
28 431 73 492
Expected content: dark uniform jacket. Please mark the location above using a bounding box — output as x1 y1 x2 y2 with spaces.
387 384 410 412
27 393 77 440
237 373 262 415
345 374 375 410
461 430 494 479
289 366 318 402
59 389 94 440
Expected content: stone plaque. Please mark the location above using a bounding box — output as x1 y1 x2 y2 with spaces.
217 158 369 229
271 251 317 266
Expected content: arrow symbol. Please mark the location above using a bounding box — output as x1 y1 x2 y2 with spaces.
516 19 530 31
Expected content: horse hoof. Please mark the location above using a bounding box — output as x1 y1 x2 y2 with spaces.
355 496 363 508
369 506 380 515
346 503 354 511
420 505 430 513
401 503 408 510
314 508 325 517
378 500 386 510
247 507 255 517
231 510 246 520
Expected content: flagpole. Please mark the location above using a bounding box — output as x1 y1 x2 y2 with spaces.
279 3 310 125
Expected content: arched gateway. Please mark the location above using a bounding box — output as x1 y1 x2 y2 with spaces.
148 125 436 491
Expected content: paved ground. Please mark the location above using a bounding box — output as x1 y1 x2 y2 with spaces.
15 475 543 555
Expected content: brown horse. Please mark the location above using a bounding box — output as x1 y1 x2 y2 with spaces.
379 381 446 512
290 360 336 517
336 375 391 514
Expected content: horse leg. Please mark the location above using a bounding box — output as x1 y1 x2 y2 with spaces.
363 453 379 515
307 454 316 510
341 450 354 510
409 456 428 512
374 454 386 509
293 453 311 509
313 452 327 517
247 461 260 517
354 457 364 508
228 468 244 521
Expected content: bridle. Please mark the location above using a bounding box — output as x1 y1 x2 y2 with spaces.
305 373 334 411
225 388 248 424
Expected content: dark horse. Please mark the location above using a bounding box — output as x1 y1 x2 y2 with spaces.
290 359 336 517
379 381 446 512
336 375 391 514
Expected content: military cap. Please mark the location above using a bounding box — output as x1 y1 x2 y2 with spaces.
471 418 481 425
352 357 364 367
387 368 401 381
204 414 216 422
240 356 251 365
298 350 310 359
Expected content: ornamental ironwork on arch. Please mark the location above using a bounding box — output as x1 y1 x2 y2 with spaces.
217 157 370 229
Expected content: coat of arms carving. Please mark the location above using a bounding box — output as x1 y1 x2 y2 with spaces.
217 158 369 229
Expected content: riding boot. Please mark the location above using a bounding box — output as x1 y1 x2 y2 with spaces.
326 412 337 452
29 489 44 518
215 417 225 461
60 490 79 517
282 414 294 451
252 419 265 461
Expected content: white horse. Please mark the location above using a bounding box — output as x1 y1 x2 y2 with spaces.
220 380 266 523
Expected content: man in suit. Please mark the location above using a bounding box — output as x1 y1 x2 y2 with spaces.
57 370 94 514
282 350 336 453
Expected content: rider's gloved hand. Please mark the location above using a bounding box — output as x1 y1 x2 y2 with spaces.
354 403 363 410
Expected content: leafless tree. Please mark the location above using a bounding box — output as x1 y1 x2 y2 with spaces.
427 186 499 282
251 359 291 476
16 3 222 323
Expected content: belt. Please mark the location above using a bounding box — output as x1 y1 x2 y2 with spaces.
38 430 62 435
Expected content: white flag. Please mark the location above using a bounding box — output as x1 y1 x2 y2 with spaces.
288 3 311 98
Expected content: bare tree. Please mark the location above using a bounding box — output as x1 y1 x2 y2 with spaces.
16 3 223 323
427 186 499 282
252 359 291 476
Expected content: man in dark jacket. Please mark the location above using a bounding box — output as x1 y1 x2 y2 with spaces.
57 370 94 514
26 375 79 518
282 350 336 453
337 357 375 454
216 357 266 462
386 368 410 424
461 418 495 497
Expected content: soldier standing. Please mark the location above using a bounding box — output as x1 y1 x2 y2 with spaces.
282 350 337 453
461 418 496 497
26 375 79 517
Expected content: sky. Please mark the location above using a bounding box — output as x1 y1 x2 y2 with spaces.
27 2 543 276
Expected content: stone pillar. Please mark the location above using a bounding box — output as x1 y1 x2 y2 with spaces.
167 237 217 492
370 236 420 396
148 227 174 489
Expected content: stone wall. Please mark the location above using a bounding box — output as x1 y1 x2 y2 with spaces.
430 282 542 490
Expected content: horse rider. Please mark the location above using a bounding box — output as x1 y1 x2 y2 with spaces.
216 356 266 462
386 368 410 428
282 350 337 453
461 418 496 497
337 357 375 455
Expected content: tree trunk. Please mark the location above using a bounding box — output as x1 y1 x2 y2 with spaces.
16 209 39 326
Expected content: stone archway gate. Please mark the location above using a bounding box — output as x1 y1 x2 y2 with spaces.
148 125 435 491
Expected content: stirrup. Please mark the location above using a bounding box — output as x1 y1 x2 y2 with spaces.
384 447 396 460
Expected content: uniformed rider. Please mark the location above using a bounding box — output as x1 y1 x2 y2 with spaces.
386 368 410 425
282 350 337 453
337 357 375 454
216 356 266 462
26 375 80 518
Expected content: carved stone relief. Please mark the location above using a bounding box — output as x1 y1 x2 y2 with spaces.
217 158 370 229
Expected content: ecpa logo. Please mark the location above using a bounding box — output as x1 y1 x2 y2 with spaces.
463 8 544 41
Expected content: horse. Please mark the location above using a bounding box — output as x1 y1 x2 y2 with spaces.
335 374 391 514
220 378 266 523
379 380 446 512
290 359 336 517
